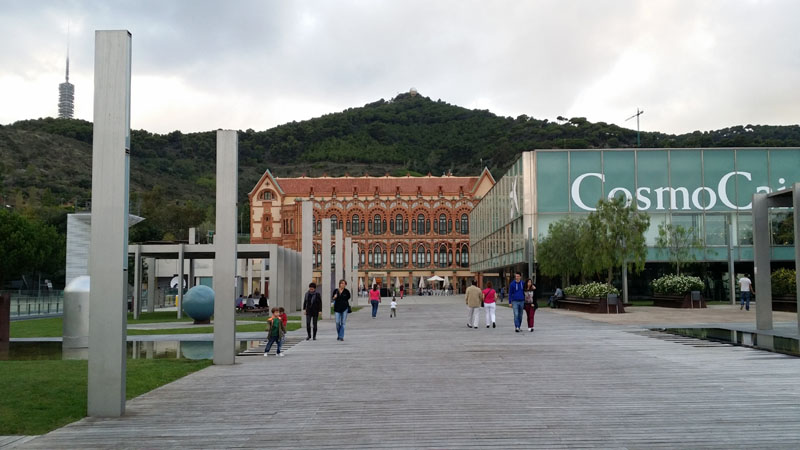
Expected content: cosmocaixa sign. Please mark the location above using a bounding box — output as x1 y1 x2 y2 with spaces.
535 148 800 213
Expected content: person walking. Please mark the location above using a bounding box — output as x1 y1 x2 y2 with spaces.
332 279 351 341
302 282 322 340
482 281 497 328
508 272 525 332
739 274 755 311
399 284 404 299
523 279 538 332
465 279 484 329
263 308 286 357
390 297 398 317
369 284 381 318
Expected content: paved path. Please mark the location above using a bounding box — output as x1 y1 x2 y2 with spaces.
22 302 800 449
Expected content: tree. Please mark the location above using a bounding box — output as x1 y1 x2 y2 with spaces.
656 223 703 275
580 196 650 284
537 217 586 286
0 209 64 287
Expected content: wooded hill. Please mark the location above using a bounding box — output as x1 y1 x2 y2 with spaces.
2 91 800 242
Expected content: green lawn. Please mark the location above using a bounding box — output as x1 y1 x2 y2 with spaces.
127 311 193 323
13 318 301 338
0 358 211 435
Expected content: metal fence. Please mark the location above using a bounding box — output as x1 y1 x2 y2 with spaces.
2 290 65 318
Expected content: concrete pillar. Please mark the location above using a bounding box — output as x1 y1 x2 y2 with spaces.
335 229 344 288
266 244 278 308
88 29 131 418
133 244 141 319
188 228 196 288
177 243 185 319
752 193 773 331
301 201 313 326
276 246 286 310
213 130 238 365
246 258 253 295
345 237 353 292
293 250 302 311
793 183 800 334
146 257 156 313
260 258 267 299
321 218 332 319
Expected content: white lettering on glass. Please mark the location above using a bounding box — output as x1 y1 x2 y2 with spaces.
571 172 604 211
717 171 751 210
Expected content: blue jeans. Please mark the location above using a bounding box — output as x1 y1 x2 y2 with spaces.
371 300 380 317
741 291 751 310
335 310 348 339
264 335 282 354
511 301 524 329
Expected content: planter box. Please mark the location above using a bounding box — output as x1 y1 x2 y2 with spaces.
652 293 706 309
561 296 625 314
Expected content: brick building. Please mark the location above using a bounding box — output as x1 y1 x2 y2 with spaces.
249 170 495 294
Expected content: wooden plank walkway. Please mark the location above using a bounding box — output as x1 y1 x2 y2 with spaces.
22 301 800 449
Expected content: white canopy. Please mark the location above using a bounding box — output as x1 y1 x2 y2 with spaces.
419 276 425 288
443 275 450 287
371 277 376 288
358 277 364 289
395 276 401 289
427 275 445 282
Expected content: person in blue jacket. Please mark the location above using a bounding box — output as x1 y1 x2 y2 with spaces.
508 272 526 332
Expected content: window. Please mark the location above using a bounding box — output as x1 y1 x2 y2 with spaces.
412 218 417 233
461 214 469 234
259 190 273 200
426 220 431 234
373 214 382 235
417 214 426 234
438 244 448 268
438 214 447 235
460 244 469 267
351 214 360 235
395 214 403 235
331 215 338 231
290 219 294 234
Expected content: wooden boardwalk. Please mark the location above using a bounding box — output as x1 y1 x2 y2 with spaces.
22 301 800 449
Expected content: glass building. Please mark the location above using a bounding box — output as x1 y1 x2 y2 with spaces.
470 148 799 295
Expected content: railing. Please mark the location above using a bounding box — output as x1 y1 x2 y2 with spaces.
3 290 65 318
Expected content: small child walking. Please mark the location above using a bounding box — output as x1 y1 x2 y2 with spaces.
264 308 286 357
278 307 288 348
390 297 397 318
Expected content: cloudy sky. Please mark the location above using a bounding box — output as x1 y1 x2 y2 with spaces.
2 0 798 135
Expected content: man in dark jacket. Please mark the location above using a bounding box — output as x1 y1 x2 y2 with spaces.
303 282 323 340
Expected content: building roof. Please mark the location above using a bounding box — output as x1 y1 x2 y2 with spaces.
250 168 494 198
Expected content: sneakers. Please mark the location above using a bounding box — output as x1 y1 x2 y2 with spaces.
263 353 268 357
306 336 311 340
529 327 534 332
740 304 744 310
278 353 284 357
492 322 496 328
515 328 520 332
467 324 472 328
486 325 490 328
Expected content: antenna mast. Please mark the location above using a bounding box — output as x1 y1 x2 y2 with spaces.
625 108 644 147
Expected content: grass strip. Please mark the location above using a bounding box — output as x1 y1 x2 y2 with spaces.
0 358 211 435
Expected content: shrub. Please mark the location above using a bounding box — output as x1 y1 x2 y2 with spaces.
564 282 619 298
650 275 704 295
772 268 797 296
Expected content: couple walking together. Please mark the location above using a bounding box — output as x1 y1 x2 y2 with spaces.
303 280 352 341
466 272 537 331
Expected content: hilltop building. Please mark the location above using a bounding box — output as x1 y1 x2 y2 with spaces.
58 54 74 118
249 170 495 294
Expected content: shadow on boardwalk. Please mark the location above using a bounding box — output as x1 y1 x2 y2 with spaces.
22 301 800 449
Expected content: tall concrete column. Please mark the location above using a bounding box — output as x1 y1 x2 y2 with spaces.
177 243 185 319
266 244 277 307
146 257 156 313
133 244 141 319
301 201 313 326
335 229 344 287
88 30 131 418
293 250 301 311
794 183 800 333
352 242 360 302
752 193 773 331
345 237 353 291
188 227 196 288
246 259 253 295
321 219 332 319
213 130 238 365
276 246 287 310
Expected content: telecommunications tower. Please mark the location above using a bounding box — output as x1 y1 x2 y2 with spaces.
58 31 74 118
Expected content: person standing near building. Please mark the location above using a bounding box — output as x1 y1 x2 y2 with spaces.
508 272 525 332
332 279 351 341
465 279 484 328
302 282 322 340
739 274 755 311
399 284 404 300
482 281 497 328
263 308 285 357
369 284 381 318
390 297 397 317
523 278 537 332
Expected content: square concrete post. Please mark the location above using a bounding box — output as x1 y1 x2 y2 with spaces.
345 237 352 291
794 183 800 333
266 244 277 307
293 250 302 311
752 193 773 331
177 243 185 319
352 242 359 302
188 228 196 288
147 257 156 313
321 219 332 319
88 30 131 418
301 201 313 325
213 130 238 365
335 229 344 288
133 244 141 319
260 258 267 298
276 246 287 310
246 259 253 295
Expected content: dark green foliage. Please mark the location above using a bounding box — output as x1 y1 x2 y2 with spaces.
771 268 796 296
0 209 64 286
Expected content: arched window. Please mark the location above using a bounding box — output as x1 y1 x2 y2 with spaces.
438 244 448 267
259 190 273 200
461 214 469 234
316 220 321 234
415 244 426 268
417 214 425 235
395 214 403 235
351 214 360 235
372 244 385 267
460 243 469 267
373 214 382 235
290 219 294 234
438 214 447 235
393 244 405 267
331 215 338 231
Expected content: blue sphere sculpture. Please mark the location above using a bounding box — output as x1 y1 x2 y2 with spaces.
182 285 215 323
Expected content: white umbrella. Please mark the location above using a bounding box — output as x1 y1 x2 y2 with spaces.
427 275 444 282
395 276 401 289
358 277 364 290
371 277 376 288
419 276 425 289
443 275 450 288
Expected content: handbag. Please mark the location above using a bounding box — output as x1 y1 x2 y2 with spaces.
481 300 485 307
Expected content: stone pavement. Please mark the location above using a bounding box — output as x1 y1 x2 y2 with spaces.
21 301 800 449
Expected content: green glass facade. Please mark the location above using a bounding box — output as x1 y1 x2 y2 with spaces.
470 148 800 273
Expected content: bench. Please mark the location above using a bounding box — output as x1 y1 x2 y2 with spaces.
559 295 626 314
652 292 706 309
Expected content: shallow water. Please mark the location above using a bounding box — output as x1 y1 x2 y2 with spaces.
0 340 262 361
658 327 799 357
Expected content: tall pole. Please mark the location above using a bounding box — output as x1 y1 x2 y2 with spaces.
88 30 131 418
626 108 644 147
213 130 238 365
